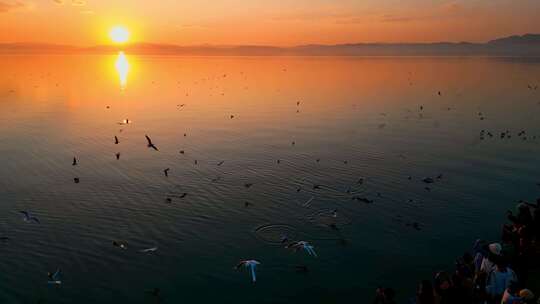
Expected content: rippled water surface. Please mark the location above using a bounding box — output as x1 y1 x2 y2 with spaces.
1 55 540 303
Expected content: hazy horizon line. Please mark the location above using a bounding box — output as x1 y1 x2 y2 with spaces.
1 32 539 48
1 33 540 56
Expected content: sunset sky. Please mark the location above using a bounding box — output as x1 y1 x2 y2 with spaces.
1 0 540 46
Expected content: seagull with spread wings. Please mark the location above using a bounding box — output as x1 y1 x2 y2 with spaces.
235 260 261 283
286 241 317 257
145 135 159 151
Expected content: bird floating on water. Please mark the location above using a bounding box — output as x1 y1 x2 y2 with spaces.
139 247 158 253
423 177 435 184
112 241 127 249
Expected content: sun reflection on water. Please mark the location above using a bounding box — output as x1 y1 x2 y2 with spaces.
115 51 129 89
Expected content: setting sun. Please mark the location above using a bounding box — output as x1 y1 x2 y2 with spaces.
109 26 130 44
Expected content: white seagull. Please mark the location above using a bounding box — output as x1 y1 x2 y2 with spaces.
235 260 261 283
287 241 317 257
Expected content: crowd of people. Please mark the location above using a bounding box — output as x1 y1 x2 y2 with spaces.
374 198 540 304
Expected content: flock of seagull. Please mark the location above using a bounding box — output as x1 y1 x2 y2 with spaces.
4 66 540 303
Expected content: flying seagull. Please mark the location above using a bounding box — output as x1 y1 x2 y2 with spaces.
20 211 40 223
145 135 159 151
235 260 261 283
286 241 317 257
47 269 62 285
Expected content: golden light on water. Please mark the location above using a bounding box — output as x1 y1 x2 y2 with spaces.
109 26 130 44
115 51 129 89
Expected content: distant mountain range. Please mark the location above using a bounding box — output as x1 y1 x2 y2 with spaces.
2 34 540 56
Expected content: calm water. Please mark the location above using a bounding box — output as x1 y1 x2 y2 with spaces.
1 55 540 303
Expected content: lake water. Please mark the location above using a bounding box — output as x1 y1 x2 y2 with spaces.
1 55 540 303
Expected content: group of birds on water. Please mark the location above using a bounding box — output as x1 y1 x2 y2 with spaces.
3 67 540 303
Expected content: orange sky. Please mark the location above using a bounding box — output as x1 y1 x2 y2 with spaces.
1 0 540 46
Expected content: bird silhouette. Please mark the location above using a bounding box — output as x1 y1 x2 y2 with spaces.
114 136 119 144
163 168 170 177
145 135 159 151
72 157 77 166
20 211 40 223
